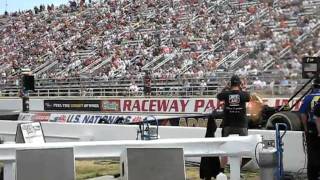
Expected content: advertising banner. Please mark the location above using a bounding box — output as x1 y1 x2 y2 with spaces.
47 113 180 124
19 111 220 127
48 114 129 124
42 98 303 113
44 100 101 111
102 98 302 113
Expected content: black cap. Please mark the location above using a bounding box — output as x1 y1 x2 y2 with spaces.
230 75 241 86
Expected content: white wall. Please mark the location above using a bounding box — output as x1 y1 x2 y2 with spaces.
0 99 21 111
0 97 299 113
0 121 305 173
0 98 43 111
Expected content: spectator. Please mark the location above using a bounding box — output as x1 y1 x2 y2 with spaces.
129 81 139 96
200 79 207 95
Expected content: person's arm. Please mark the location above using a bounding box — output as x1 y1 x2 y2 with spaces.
315 116 320 137
243 92 251 102
217 91 225 101
313 104 320 136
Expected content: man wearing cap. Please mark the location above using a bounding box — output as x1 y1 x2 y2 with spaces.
299 78 320 179
217 75 251 172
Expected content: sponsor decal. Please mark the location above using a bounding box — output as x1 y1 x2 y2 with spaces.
32 112 51 122
18 113 35 121
101 100 121 112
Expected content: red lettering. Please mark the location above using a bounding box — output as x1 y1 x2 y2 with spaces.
275 99 281 107
194 100 205 112
158 100 169 112
180 100 189 112
142 100 148 111
149 100 156 111
123 100 132 111
169 100 179 112
161 120 171 126
293 100 302 110
282 99 289 106
204 100 215 112
217 100 224 109
132 100 141 111
132 116 142 123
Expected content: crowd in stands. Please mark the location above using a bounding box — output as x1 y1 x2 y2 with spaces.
0 0 320 90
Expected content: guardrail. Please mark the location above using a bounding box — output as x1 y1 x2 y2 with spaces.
0 135 262 180
0 83 310 98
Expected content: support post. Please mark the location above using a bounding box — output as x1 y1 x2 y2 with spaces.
229 156 241 180
3 160 15 180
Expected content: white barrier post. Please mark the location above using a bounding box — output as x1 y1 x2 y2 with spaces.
229 156 241 180
3 161 15 180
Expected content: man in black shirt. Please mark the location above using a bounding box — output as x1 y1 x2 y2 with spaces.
300 79 320 179
217 75 250 172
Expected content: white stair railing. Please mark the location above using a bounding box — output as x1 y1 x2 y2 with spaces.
141 54 164 71
35 60 59 77
152 53 175 71
80 56 102 74
229 53 248 69
216 49 238 68
89 56 112 73
179 40 223 75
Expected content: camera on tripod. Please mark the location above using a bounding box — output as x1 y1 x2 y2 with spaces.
302 57 320 79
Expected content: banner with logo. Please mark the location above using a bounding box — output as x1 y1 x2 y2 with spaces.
42 98 303 113
101 98 302 113
47 113 180 124
19 111 219 127
44 100 101 111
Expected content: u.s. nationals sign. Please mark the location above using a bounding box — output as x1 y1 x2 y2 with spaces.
101 98 302 114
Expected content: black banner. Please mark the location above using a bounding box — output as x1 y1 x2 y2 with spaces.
44 100 101 111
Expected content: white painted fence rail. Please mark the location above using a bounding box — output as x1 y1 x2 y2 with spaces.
0 135 262 180
0 121 307 173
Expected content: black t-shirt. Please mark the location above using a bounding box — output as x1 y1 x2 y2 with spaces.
217 90 250 128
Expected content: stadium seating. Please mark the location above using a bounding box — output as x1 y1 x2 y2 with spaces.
0 0 320 97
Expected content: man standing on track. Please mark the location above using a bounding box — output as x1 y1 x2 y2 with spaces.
217 75 250 172
299 78 320 180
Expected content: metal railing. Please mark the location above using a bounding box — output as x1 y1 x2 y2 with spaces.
0 82 309 98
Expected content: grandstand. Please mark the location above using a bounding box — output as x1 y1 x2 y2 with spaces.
0 0 320 97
